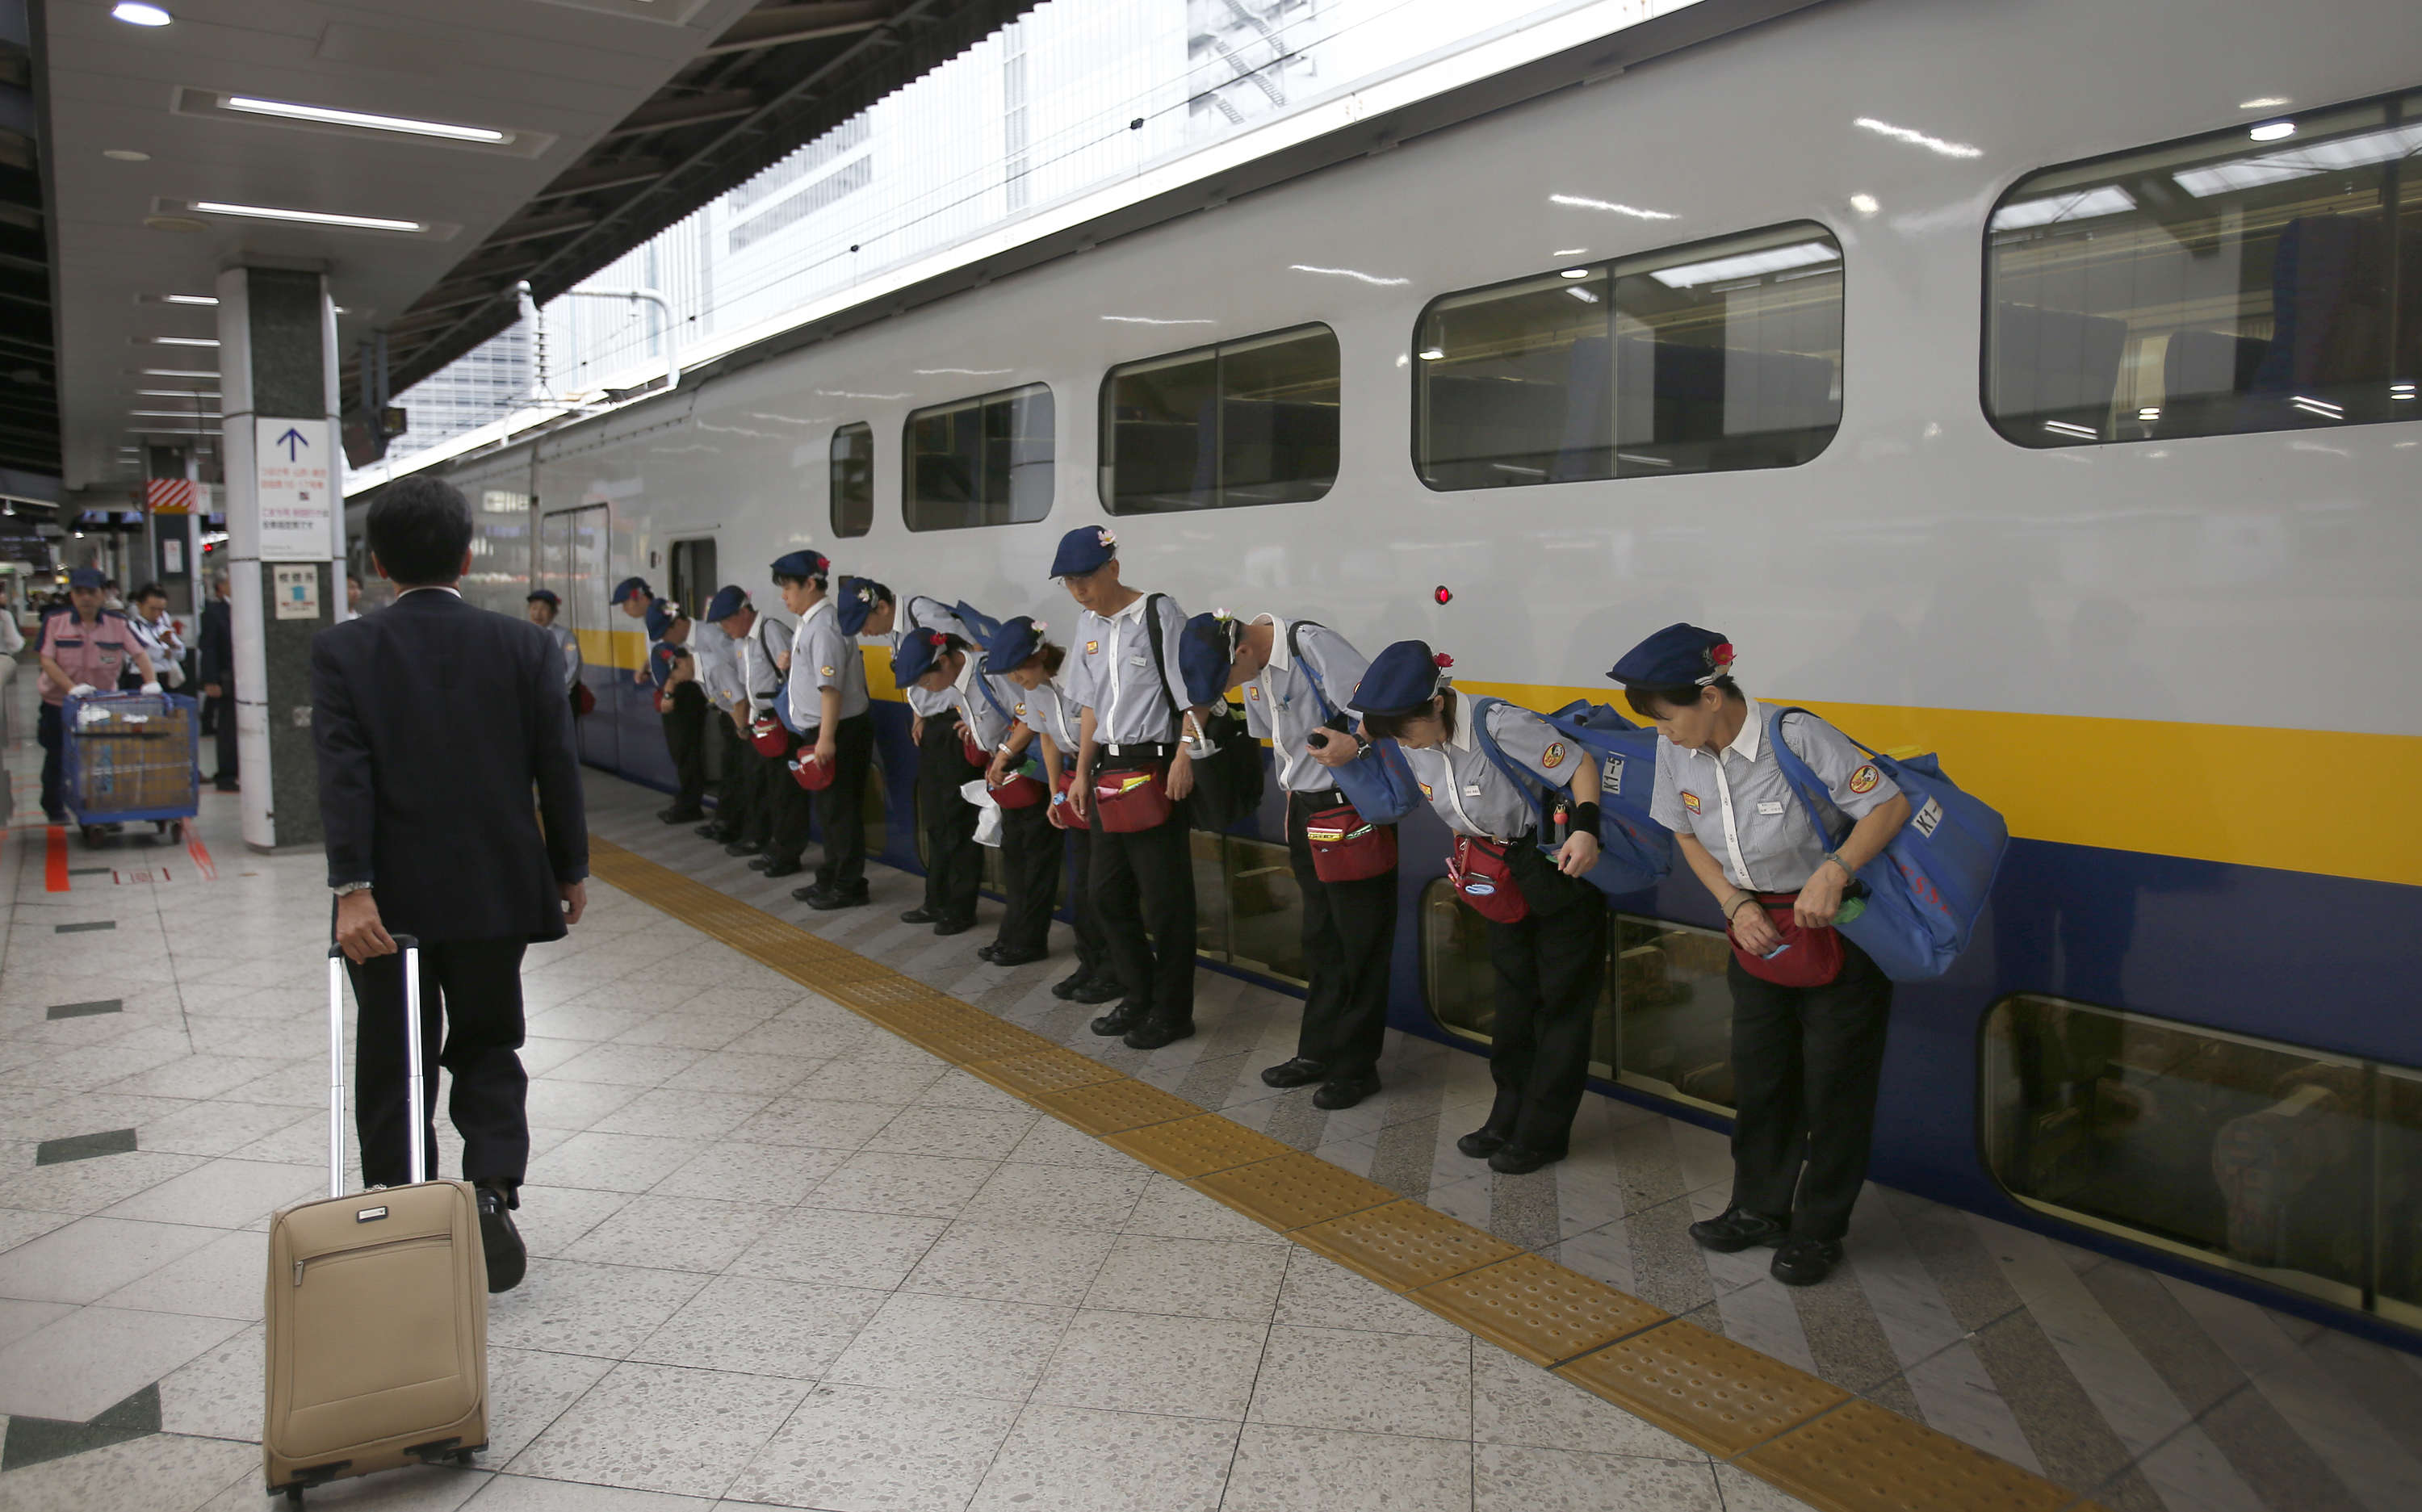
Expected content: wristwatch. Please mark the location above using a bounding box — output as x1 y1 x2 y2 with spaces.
331 882 373 898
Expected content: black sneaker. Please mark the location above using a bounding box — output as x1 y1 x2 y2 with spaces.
1050 967 1096 999
1089 1001 1146 1037
807 884 869 911
1486 1144 1565 1175
1122 1012 1195 1051
1312 1072 1381 1111
1260 1058 1328 1089
1771 1237 1842 1286
1456 1126 1513 1160
1688 1208 1790 1254
476 1185 526 1294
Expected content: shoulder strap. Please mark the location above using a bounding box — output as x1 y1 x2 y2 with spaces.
1139 593 1180 731
1467 695 1565 834
1766 706 1850 848
1287 621 1344 726
972 667 1014 725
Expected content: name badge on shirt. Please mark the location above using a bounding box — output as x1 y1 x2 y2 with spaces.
1128 655 1147 668
1758 801 1785 816
1464 785 1482 797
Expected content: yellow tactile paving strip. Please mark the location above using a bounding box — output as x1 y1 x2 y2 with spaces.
589 837 2101 1512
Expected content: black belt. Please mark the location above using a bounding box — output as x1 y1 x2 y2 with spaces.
1289 787 1347 810
1100 742 1175 765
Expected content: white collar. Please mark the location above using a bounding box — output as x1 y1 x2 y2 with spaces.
1105 592 1150 624
956 652 981 694
799 597 832 626
397 585 463 600
1254 614 1290 672
1706 696 1762 763
1447 691 1477 752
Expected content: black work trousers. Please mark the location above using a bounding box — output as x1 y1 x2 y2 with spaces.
346 938 530 1196
995 801 1061 956
814 712 876 893
1065 824 1109 975
1479 844 1607 1154
1286 791 1399 1077
210 689 238 785
1725 937 1893 1242
660 683 707 811
706 713 752 838
1088 760 1196 1021
917 717 983 924
36 702 63 819
758 727 815 868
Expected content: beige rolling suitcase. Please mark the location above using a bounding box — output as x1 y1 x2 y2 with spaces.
262 936 488 1503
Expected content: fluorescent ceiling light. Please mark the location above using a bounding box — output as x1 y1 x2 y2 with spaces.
141 368 216 378
1100 315 1214 325
1854 116 1984 159
2248 120 2296 142
2174 122 2422 198
1548 194 1675 220
1288 264 1410 286
112 3 173 26
2238 96 2291 110
1989 185 2137 231
131 409 223 418
137 390 218 398
152 336 220 346
2042 420 2098 439
1649 241 1837 289
913 368 1011 376
161 294 217 306
222 95 509 144
1418 348 1445 360
193 199 425 232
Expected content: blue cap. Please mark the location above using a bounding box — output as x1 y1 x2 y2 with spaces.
705 584 749 623
1608 622 1735 687
835 577 890 635
611 576 652 605
984 614 1046 675
771 550 829 582
643 601 685 639
890 626 952 685
526 588 560 609
1049 525 1117 578
66 567 104 590
1349 639 1453 717
1178 613 1237 706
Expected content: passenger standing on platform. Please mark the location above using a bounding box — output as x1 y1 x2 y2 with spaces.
346 574 365 618
196 568 237 792
1213 612 1397 1110
1612 624 1909 1286
893 627 984 936
1351 640 1603 1174
647 602 707 823
690 612 753 846
313 475 589 1296
1057 526 1205 1050
36 567 158 823
707 585 792 868
612 576 658 687
987 617 1117 999
525 590 583 717
975 616 1072 971
124 583 186 690
787 559 877 912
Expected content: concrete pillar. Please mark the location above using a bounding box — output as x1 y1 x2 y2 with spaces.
216 267 342 852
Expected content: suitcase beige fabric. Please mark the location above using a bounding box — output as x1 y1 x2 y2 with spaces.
263 936 488 1502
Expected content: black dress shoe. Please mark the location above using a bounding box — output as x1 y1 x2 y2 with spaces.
1070 976 1125 1005
1122 1012 1195 1051
806 885 869 911
476 1185 526 1294
1487 1143 1565 1175
748 857 773 871
899 907 937 925
1771 1237 1843 1286
1313 1072 1381 1111
1089 1001 1146 1037
696 823 732 841
933 916 975 936
659 806 705 823
792 884 828 905
1456 1126 1514 1160
1050 967 1094 999
761 859 803 878
1688 1208 1790 1254
725 840 764 857
987 946 1046 967
978 943 1003 962
1260 1058 1329 1089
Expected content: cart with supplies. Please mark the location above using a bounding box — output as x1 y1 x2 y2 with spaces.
61 690 199 844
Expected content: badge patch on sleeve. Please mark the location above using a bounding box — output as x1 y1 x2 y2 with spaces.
1540 741 1566 771
819 664 836 677
1418 781 1435 800
1085 639 1100 655
1681 790 1702 815
1848 764 1880 795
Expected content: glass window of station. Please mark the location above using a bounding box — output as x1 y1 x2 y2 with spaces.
1986 89 2421 446
1413 223 1844 490
831 422 873 537
1101 324 1340 513
903 383 1054 530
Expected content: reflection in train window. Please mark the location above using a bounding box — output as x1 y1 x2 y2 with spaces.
1188 828 1306 987
1986 88 2421 447
1983 996 2422 1326
1414 223 1843 490
831 422 874 538
1102 324 1340 513
904 383 1054 530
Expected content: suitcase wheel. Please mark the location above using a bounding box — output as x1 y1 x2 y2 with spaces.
283 1489 304 1506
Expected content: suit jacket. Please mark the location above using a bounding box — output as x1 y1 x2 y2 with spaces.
196 597 233 688
312 588 587 944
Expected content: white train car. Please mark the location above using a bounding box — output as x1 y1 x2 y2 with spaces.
386 0 2422 1342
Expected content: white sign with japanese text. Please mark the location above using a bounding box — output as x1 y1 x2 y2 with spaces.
255 417 333 562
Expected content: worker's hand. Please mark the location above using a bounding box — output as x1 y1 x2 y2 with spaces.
334 890 397 963
986 751 1012 787
140 681 161 695
1306 727 1360 769
203 683 220 698
1794 865 1847 929
815 734 836 765
1729 899 1784 957
1555 829 1601 878
1069 768 1092 823
560 881 588 928
69 683 95 698
911 715 926 745
1165 747 1196 801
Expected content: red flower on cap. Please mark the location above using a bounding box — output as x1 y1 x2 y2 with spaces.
1708 642 1735 671
1433 652 1455 669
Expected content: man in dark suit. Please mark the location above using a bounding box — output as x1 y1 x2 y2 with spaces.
195 568 237 791
312 475 589 1293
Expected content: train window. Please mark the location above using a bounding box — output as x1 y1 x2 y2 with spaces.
1986 89 2422 447
903 382 1054 530
1414 223 1843 490
667 538 717 622
831 423 873 538
1983 995 2422 1326
1102 324 1340 513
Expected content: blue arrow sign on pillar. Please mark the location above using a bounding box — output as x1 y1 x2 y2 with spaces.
277 427 308 462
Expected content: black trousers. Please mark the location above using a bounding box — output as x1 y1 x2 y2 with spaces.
917 718 982 923
1088 760 1197 1020
346 938 530 1196
210 688 238 785
759 727 815 867
706 714 752 838
814 712 876 892
995 801 1061 955
1066 825 1109 974
1480 845 1607 1154
1286 791 1399 1077
1726 937 1893 1241
36 702 63 819
660 683 707 810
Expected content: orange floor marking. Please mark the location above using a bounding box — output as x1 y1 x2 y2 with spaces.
44 824 67 892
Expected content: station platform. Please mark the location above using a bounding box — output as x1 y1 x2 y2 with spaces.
1 733 2416 1510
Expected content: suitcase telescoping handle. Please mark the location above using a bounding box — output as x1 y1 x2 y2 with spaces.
325 934 424 1200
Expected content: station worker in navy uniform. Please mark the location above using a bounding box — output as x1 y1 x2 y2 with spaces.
786 556 878 912
1614 623 1910 1286
987 615 1119 1002
612 576 658 688
892 626 986 936
706 584 787 863
645 601 709 823
1206 611 1397 1110
1057 525 1205 1050
1351 641 1605 1174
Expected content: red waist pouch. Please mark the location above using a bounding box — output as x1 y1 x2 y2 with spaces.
1729 894 1844 986
790 751 836 791
1305 804 1395 883
1094 766 1173 833
1048 771 1080 831
1447 835 1528 924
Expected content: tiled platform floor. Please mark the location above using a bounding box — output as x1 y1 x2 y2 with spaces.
1 712 2416 1510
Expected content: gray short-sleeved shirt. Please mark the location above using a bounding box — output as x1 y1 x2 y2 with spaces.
1067 591 1189 747
1242 617 1372 794
1395 695 1576 841
787 597 871 728
949 655 1023 751
1016 678 1080 752
738 614 791 712
691 620 744 711
1649 697 1901 893
900 597 970 718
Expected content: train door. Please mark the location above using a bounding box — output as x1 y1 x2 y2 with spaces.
541 504 619 773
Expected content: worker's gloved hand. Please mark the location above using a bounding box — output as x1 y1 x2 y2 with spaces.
68 683 96 698
140 681 162 695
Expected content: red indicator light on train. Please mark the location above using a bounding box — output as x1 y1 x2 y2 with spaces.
1434 585 1452 605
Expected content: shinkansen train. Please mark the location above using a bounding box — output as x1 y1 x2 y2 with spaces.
358 0 2422 1341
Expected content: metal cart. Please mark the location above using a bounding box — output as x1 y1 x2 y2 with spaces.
60 690 199 845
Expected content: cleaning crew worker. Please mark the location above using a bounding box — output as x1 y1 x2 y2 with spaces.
612 576 657 688
736 551 831 882
1057 525 1205 1051
1613 623 1911 1287
892 626 986 936
689 610 752 846
1349 640 1603 1175
707 585 787 863
987 615 1117 1002
36 567 160 823
646 601 707 822
1214 611 1395 1112
786 558 876 911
